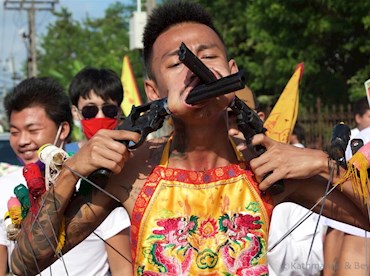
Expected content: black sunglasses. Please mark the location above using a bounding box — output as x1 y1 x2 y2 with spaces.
80 104 120 119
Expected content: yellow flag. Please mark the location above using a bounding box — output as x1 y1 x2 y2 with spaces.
120 55 142 116
264 63 304 143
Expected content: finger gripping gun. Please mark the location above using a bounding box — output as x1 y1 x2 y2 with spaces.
229 97 285 195
88 98 170 181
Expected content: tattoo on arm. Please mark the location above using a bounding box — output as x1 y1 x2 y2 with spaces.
12 187 113 275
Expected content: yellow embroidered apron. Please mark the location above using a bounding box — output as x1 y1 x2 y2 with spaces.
131 138 273 275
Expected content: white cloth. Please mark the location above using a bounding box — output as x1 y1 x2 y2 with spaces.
291 143 304 148
0 168 130 276
322 217 370 237
268 202 326 276
345 127 362 160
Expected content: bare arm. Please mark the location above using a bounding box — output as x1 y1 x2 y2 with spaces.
249 134 370 230
11 129 140 275
0 245 7 276
106 228 133 275
11 171 116 275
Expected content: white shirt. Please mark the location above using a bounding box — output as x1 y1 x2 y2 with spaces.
345 127 361 161
327 126 370 237
268 202 326 276
0 168 130 276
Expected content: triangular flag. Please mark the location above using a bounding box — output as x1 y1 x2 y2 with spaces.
120 55 142 116
264 63 304 143
365 78 370 108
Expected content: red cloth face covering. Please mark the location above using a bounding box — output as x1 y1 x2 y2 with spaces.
81 117 118 139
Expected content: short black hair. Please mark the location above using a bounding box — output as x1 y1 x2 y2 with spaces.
353 96 370 117
293 123 306 144
143 0 222 79
4 77 73 137
68 67 123 106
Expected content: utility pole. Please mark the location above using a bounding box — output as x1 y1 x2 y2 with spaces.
146 0 156 15
9 56 21 87
4 0 58 78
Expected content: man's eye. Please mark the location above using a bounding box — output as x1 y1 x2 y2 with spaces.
29 129 41 134
201 56 216 60
169 62 181 68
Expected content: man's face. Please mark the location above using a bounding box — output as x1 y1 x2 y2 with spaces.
72 91 120 121
145 22 238 123
356 109 370 131
9 106 59 164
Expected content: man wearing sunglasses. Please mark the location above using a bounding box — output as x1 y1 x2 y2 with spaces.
67 67 123 152
66 67 132 275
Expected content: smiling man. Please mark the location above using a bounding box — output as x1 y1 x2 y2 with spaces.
1 77 131 276
0 77 71 275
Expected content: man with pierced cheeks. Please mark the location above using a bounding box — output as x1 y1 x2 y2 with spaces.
12 1 370 275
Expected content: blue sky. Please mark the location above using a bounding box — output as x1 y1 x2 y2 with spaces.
0 0 132 89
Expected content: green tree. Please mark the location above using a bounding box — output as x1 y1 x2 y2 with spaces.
37 2 145 97
37 1 149 141
196 0 370 106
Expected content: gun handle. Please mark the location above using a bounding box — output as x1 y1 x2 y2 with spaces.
87 139 130 184
88 168 112 182
250 144 285 195
266 179 285 195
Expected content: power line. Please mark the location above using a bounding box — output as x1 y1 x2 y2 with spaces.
4 0 58 78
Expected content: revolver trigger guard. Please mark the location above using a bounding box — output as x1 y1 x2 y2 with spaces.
128 134 146 150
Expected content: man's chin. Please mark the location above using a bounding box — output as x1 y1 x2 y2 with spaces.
19 156 38 165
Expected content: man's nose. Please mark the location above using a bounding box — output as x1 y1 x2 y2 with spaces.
18 131 31 146
96 109 105 118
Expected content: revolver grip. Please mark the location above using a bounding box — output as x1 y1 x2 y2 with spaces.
88 168 112 183
266 179 285 195
249 144 285 195
87 139 130 185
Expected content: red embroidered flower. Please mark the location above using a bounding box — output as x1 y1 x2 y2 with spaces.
199 218 218 238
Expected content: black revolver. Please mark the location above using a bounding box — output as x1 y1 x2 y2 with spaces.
180 41 284 195
328 123 351 170
179 42 245 104
88 43 246 182
229 97 285 195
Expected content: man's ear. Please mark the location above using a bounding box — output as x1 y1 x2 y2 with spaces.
145 79 160 101
59 121 71 142
228 59 239 74
71 105 80 121
355 114 361 125
257 111 266 122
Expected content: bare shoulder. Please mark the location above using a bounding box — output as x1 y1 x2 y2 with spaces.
109 137 168 211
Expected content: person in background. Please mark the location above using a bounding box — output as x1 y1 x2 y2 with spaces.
66 67 132 275
0 77 131 275
10 1 370 275
229 89 326 276
323 96 370 276
269 122 326 275
66 67 124 154
289 122 306 148
344 96 370 160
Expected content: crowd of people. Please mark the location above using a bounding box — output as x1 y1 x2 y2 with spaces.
0 1 369 275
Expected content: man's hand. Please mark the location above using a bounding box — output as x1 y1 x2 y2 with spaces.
250 134 328 191
66 129 141 177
